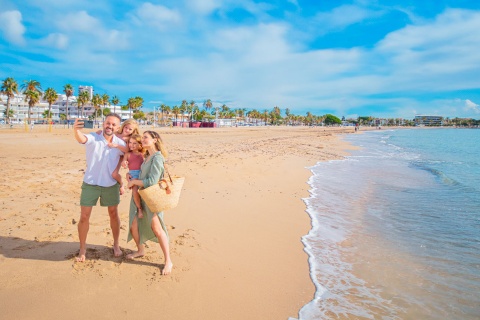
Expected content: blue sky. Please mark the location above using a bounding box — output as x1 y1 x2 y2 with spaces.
1 0 479 119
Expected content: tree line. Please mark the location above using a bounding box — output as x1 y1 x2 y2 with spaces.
0 77 142 125
2 77 479 127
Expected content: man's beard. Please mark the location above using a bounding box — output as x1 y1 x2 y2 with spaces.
104 128 114 136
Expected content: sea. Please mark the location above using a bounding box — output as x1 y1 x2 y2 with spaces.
296 128 480 320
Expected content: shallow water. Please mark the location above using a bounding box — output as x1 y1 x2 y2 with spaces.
298 128 480 319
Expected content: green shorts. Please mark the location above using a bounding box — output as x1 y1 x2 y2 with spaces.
80 182 120 207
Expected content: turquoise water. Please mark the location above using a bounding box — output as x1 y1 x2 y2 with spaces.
298 128 480 320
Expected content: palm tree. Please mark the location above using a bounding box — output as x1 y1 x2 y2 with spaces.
203 99 212 113
220 104 229 119
262 109 269 125
22 79 42 93
127 96 143 119
159 103 167 125
189 100 197 122
0 77 19 124
77 90 90 118
111 95 120 114
185 102 193 122
126 96 142 119
192 105 200 121
164 105 171 125
172 105 180 123
43 88 58 120
24 90 41 124
63 84 74 127
91 93 102 125
21 80 42 124
247 109 259 125
101 93 110 120
127 97 135 119
180 100 188 123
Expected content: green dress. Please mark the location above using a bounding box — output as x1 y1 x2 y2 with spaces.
127 151 169 244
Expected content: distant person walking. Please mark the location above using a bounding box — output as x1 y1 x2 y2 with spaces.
73 113 126 262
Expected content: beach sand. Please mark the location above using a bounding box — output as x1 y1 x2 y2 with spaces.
0 125 355 320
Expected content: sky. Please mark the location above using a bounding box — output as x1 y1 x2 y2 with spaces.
1 0 480 119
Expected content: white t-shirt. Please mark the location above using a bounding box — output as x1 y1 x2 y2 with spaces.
82 132 126 187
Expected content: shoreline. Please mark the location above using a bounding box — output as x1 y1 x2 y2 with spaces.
0 126 357 319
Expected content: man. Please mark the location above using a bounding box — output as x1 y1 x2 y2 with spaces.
73 113 126 262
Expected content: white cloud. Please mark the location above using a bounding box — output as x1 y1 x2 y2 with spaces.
40 33 69 49
465 99 480 113
53 10 129 51
373 9 480 93
135 3 181 30
187 0 221 15
0 10 26 45
103 30 129 50
314 5 379 32
209 23 290 63
56 10 101 33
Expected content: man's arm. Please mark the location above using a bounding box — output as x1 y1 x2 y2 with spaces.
73 118 88 144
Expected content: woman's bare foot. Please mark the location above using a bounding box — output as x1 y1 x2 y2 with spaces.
113 245 123 257
137 208 143 219
162 260 173 275
76 248 87 262
126 250 144 260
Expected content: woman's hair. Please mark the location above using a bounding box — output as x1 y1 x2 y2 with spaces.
118 119 139 135
129 134 145 154
144 130 168 159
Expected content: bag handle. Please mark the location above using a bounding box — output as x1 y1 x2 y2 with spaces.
152 152 173 194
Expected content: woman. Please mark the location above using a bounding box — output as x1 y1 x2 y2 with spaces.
126 130 173 275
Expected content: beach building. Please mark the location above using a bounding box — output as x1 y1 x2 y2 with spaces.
414 115 444 126
0 89 130 123
0 92 55 123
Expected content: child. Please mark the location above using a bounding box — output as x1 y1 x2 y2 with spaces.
101 119 140 194
123 134 145 218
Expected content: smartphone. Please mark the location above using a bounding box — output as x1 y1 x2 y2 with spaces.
83 120 94 129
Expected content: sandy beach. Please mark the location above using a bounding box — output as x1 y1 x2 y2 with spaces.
0 125 356 320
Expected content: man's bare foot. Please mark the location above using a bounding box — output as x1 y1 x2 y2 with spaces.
119 185 125 195
137 208 143 219
113 245 122 257
76 249 86 262
126 250 144 260
162 261 173 275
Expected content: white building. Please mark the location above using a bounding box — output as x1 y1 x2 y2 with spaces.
414 115 444 126
1 91 130 123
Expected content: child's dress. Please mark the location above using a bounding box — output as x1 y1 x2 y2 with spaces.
128 152 144 179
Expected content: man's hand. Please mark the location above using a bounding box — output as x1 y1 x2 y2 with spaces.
74 118 88 144
73 118 84 130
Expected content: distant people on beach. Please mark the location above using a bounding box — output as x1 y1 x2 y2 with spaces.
73 113 126 262
122 134 145 218
101 119 140 195
126 130 173 275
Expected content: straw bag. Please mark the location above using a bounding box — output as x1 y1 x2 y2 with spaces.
138 164 185 212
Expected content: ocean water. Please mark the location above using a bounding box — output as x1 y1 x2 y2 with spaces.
298 128 480 320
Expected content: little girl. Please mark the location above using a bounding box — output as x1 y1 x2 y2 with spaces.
123 134 145 218
103 119 140 194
